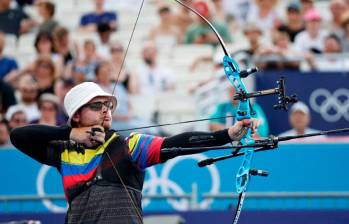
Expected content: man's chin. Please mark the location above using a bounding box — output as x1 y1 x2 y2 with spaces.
102 121 112 130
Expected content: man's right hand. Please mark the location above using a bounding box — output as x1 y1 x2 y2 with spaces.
70 125 105 147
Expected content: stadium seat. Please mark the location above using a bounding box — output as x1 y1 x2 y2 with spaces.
3 34 17 56
17 34 36 54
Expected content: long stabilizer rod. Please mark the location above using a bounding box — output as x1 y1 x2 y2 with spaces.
277 127 349 141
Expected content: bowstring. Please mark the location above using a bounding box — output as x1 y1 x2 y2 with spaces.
100 0 146 222
111 1 144 93
115 115 236 132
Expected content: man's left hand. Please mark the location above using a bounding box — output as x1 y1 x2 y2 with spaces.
228 118 259 141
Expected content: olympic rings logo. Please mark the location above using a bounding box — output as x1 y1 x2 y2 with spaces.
143 154 220 210
36 154 220 212
309 88 349 122
36 165 68 213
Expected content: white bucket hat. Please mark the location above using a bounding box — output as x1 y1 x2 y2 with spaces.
5 105 27 121
64 82 117 126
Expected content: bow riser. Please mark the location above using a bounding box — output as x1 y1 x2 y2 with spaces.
222 53 255 194
223 56 252 120
236 143 254 193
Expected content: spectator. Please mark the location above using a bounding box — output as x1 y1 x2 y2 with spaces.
96 22 113 58
211 0 226 23
149 5 181 49
184 1 232 46
67 39 100 81
327 0 348 37
79 0 117 32
323 34 343 54
69 61 89 84
22 32 64 78
82 39 101 71
340 11 349 52
0 32 18 81
16 75 40 122
279 101 321 137
306 34 349 71
136 41 175 95
5 104 28 131
35 0 59 33
326 34 343 51
294 9 327 54
255 31 301 70
109 42 137 93
0 0 35 36
31 93 64 126
0 79 16 116
246 0 281 32
222 0 252 26
34 32 55 57
32 56 56 96
94 61 113 91
300 0 314 14
0 119 11 148
209 86 269 138
278 2 305 42
243 23 263 57
54 78 74 123
172 0 194 39
226 13 241 35
52 26 75 65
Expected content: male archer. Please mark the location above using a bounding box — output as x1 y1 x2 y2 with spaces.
10 82 257 223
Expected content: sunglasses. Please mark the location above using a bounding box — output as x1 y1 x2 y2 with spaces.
41 105 56 111
84 101 114 111
13 118 27 123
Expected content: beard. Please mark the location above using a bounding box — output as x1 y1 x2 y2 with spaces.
101 120 112 130
84 116 112 129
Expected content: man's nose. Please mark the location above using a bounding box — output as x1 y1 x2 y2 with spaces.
101 105 109 113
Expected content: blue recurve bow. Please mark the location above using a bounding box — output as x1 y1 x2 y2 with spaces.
172 1 296 223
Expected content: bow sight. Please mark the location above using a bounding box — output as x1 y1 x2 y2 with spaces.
233 70 298 111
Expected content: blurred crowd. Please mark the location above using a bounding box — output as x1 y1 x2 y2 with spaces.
0 0 348 147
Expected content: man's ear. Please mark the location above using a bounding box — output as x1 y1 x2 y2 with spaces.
71 112 81 124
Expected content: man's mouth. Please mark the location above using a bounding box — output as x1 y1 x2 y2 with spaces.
103 117 111 122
